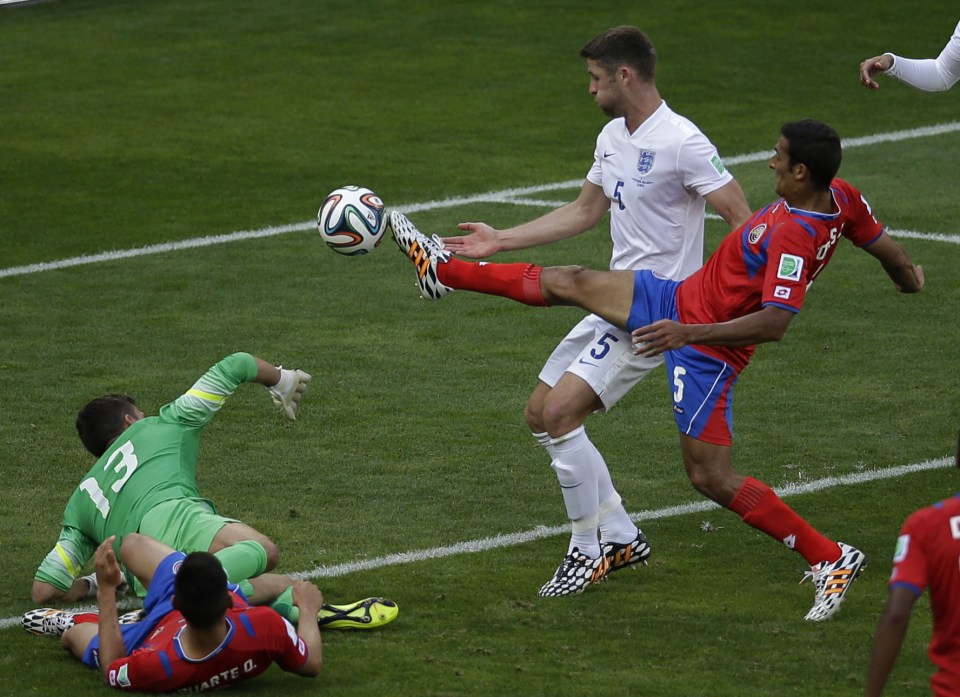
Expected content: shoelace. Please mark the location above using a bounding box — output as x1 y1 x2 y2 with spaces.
799 563 827 589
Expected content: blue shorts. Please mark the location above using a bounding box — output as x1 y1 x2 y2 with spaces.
628 270 738 446
82 552 183 668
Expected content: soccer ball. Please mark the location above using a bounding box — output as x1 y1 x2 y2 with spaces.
316 186 386 256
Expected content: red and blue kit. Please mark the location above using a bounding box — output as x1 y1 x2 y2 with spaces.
889 495 960 696
627 178 884 444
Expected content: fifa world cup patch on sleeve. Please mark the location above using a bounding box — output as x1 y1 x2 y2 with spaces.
893 534 910 563
710 154 726 175
776 254 803 281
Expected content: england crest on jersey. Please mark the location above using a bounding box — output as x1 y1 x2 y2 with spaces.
637 150 656 175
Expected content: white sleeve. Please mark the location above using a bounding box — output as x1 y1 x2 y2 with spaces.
586 134 603 187
675 132 734 198
887 20 960 92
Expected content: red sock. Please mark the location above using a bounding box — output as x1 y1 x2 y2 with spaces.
437 258 548 306
728 477 841 566
72 611 99 626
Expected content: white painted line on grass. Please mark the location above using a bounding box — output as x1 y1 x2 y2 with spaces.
1 455 951 631
2 122 959 280
293 455 952 580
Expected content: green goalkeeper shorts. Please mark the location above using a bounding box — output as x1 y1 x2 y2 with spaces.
139 498 239 556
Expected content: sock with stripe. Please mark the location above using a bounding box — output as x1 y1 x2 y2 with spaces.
728 476 841 565
438 258 549 306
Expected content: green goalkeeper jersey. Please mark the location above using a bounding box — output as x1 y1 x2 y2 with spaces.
35 352 259 591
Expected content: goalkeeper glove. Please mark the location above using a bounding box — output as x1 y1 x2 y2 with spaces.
268 367 312 420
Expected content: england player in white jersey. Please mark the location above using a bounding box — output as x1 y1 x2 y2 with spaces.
860 19 960 92
442 26 751 596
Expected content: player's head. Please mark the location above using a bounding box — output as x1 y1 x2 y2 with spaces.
75 394 144 457
779 119 842 191
173 552 232 630
580 26 656 82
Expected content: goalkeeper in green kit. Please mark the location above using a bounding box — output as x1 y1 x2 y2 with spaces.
32 352 309 603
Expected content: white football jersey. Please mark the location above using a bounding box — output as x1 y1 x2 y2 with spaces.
586 100 733 279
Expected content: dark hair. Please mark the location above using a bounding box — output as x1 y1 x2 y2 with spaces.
174 552 231 630
580 26 656 82
75 394 139 457
780 119 842 190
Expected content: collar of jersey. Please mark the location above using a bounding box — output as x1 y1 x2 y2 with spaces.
173 618 235 662
782 188 840 221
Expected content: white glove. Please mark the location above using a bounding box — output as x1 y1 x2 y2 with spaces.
268 367 312 421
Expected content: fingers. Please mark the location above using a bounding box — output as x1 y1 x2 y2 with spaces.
859 56 890 90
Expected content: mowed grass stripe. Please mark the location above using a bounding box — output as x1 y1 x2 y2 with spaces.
2 121 958 281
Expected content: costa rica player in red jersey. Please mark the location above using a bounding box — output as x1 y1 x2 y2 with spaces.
391 118 925 620
865 433 960 696
59 533 324 691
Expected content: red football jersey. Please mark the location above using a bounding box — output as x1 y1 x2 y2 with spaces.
105 592 308 692
889 495 960 695
676 178 884 372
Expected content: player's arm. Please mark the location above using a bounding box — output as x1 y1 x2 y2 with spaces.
861 232 924 293
445 180 609 258
862 21 960 92
32 527 97 603
93 537 127 680
703 180 752 230
291 581 324 677
631 305 794 357
864 585 919 697
162 352 311 425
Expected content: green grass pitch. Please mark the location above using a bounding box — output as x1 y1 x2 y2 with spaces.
1 1 958 695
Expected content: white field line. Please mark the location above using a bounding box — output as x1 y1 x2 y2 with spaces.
292 455 952 581
2 455 950 631
2 121 959 281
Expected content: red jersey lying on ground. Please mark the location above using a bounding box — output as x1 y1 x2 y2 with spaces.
106 591 308 693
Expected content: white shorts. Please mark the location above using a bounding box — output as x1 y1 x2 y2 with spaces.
538 314 664 412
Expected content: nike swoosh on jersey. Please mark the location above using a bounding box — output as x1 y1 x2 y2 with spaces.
603 151 615 158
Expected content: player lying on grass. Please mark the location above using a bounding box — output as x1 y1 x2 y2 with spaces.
391 118 924 620
32 351 310 603
23 533 399 692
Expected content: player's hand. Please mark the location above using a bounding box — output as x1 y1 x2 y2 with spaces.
860 54 893 90
631 319 690 357
441 222 501 259
269 367 312 421
93 536 124 591
291 580 324 615
895 263 925 293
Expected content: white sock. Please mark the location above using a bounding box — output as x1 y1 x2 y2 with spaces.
532 431 556 459
599 493 639 544
550 426 601 558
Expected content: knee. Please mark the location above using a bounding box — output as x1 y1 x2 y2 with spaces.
262 539 280 571
540 400 576 437
31 581 62 604
523 398 544 433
